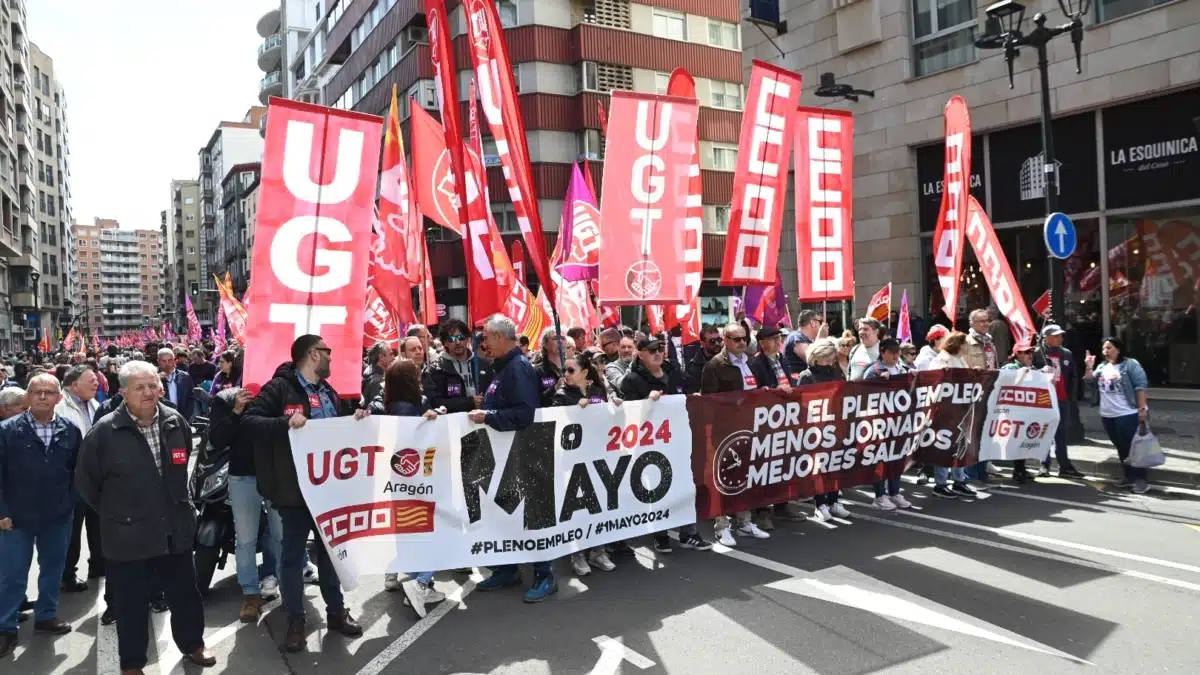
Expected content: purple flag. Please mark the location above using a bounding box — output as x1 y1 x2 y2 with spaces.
556 163 601 282
743 279 791 328
897 290 912 343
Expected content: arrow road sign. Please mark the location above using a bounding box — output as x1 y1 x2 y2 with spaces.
1043 212 1077 259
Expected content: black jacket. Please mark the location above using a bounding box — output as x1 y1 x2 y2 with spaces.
551 383 608 407
243 363 355 508
533 356 564 408
75 403 196 562
1033 345 1077 402
797 364 845 385
619 358 685 401
481 347 540 431
700 351 749 394
749 352 791 389
208 387 255 476
684 349 715 394
361 365 386 407
423 353 494 414
161 368 195 421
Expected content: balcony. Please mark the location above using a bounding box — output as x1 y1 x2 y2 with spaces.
258 71 283 105
256 6 281 39
11 289 36 309
258 34 283 71
12 243 38 269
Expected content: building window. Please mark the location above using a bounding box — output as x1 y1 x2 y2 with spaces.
652 8 687 41
578 61 598 92
710 81 743 111
707 19 739 49
708 205 730 234
911 0 976 77
577 129 604 160
1096 0 1172 23
710 143 737 171
184 197 194 205
498 0 517 26
654 72 670 95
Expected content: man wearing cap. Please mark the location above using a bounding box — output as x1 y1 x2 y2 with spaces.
1002 341 1042 483
750 327 794 391
1032 325 1084 479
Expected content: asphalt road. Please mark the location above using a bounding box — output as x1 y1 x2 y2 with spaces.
12 472 1200 675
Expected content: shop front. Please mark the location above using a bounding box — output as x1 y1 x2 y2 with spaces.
917 87 1200 388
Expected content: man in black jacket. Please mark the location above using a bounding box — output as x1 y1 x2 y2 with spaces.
361 342 395 407
243 335 368 653
425 319 493 413
749 327 794 391
1031 324 1084 479
75 360 215 672
684 325 721 393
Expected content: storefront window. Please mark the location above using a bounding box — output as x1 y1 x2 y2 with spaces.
1106 213 1200 387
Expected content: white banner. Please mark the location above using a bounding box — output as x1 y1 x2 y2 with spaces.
977 368 1059 462
289 397 696 587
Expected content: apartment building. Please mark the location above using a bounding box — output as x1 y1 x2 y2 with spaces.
219 162 261 298
258 0 330 114
74 218 165 337
268 0 744 323
169 179 203 329
0 0 28 350
747 0 1200 388
197 108 265 323
160 208 174 326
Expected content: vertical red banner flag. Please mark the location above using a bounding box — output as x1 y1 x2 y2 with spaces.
667 68 704 343
794 107 854 301
933 96 971 324
511 240 525 287
373 84 419 324
720 61 803 286
363 285 401 350
964 196 1037 345
463 0 557 308
244 98 382 397
598 90 697 305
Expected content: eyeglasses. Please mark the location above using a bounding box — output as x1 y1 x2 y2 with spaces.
643 346 663 354
706 337 722 345
445 334 467 343
728 336 748 343
314 347 332 356
29 390 57 398
564 366 578 374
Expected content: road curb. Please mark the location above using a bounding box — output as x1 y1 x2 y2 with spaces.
1069 455 1200 488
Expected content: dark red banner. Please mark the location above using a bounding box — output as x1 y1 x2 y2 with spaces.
689 370 994 518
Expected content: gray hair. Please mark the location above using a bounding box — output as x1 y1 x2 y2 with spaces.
721 322 746 338
969 309 990 323
0 386 26 405
26 373 60 392
806 338 839 366
540 327 561 349
156 347 175 360
484 314 517 340
119 359 160 388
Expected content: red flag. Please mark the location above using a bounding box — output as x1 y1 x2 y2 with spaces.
91 328 100 351
63 327 76 351
463 0 557 308
932 96 971 323
597 91 697 305
410 100 463 236
866 283 891 322
667 68 703 342
363 285 401 350
372 85 420 325
597 98 609 136
794 107 854 301
215 273 248 344
721 61 803 286
185 295 203 344
243 98 382 397
964 196 1037 345
418 244 438 327
511 240 525 287
897 290 912 343
1032 290 1051 319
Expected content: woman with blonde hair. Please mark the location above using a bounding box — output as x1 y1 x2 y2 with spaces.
836 332 858 379
928 331 970 370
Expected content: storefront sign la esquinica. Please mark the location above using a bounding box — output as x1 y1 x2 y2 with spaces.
922 173 982 197
1109 136 1199 172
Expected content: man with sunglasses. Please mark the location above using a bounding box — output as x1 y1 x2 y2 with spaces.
596 328 622 365
244 335 371 652
684 325 723 394
425 319 493 414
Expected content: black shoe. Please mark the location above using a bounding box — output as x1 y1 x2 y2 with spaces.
678 533 713 551
1011 470 1032 484
16 613 27 624
916 472 931 486
100 606 117 626
17 599 32 613
951 482 977 497
33 618 72 635
1115 477 1136 488
150 598 169 614
60 577 88 593
326 609 363 637
87 567 105 580
653 535 672 554
611 541 635 558
0 632 16 658
1037 467 1052 478
1058 467 1086 479
932 486 958 499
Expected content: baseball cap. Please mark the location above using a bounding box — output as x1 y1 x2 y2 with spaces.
1041 324 1065 338
637 338 663 351
926 324 950 342
1011 340 1035 357
756 326 783 342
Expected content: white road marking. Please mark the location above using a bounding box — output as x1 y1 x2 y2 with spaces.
353 575 479 675
92 580 120 675
983 484 1200 525
842 498 1200 575
589 635 656 673
153 606 179 675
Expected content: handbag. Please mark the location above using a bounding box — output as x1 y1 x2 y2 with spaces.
1127 422 1166 469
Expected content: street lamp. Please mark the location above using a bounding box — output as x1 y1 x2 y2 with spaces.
975 0 1090 326
29 270 41 351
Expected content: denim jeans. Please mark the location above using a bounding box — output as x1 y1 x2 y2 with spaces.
873 478 901 498
0 516 73 632
411 571 434 586
278 505 344 622
1102 413 1146 480
934 466 968 486
490 561 552 581
228 475 283 595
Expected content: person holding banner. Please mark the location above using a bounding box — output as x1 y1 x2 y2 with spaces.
243 336 369 652
1032 325 1085 480
1002 341 1040 485
848 319 884 381
964 310 999 371
552 352 621 577
533 328 571 408
370 359 447 617
796 340 852 522
750 327 808 528
864 339 914 510
602 336 637 397
425 320 492 414
915 325 950 371
468 316 558 603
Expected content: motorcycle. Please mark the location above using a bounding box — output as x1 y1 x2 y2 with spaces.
189 444 235 595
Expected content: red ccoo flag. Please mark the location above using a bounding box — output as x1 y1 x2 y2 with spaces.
866 283 892 322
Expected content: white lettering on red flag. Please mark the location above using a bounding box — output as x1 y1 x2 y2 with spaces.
933 96 970 323
794 107 854 301
721 62 803 286
965 197 1036 345
245 99 382 396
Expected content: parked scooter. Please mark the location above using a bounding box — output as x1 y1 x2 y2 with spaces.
189 444 236 595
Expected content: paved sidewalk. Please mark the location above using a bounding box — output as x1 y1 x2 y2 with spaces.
1068 399 1200 486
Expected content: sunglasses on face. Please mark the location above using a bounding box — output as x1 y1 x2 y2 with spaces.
446 334 467 343
706 337 722 345
314 347 332 356
643 346 663 354
728 335 748 343
564 366 579 374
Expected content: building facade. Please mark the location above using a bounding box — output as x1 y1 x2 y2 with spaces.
296 0 745 323
0 0 31 351
258 0 331 114
169 179 203 328
218 162 261 298
197 109 265 323
160 208 174 327
747 0 1200 389
74 219 165 337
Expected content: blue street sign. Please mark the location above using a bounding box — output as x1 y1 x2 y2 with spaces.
1043 212 1077 259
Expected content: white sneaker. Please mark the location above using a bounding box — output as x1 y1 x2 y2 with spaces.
830 503 851 518
873 495 897 511
302 562 319 584
401 579 445 618
813 505 832 522
716 527 737 547
260 575 279 599
736 522 771 539
890 493 913 509
571 552 592 576
588 549 615 572
384 573 402 591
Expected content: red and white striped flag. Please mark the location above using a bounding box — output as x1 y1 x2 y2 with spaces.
866 283 891 322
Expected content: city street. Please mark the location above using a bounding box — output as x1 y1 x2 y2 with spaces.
12 473 1200 675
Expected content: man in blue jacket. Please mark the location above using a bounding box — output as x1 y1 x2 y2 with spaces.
467 314 554 603
0 374 82 657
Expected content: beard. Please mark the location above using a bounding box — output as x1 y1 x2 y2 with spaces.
316 359 332 380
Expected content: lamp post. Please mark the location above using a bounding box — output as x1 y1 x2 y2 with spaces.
975 0 1090 327
29 270 41 352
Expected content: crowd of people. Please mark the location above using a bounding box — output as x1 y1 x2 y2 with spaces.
0 307 1153 673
